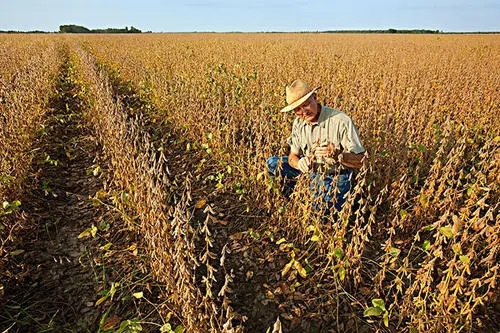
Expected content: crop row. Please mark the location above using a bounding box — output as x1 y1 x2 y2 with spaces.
79 33 499 332
0 33 498 332
1 37 64 260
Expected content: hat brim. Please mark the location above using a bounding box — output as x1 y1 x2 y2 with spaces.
280 86 320 112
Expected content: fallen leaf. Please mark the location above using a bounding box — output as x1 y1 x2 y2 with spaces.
291 292 305 301
281 260 294 277
272 317 282 333
294 260 307 278
195 200 207 209
360 286 372 295
276 238 287 245
102 315 121 330
95 294 109 306
230 232 243 241
10 249 25 256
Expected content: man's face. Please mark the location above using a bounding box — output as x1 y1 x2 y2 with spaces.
293 94 319 123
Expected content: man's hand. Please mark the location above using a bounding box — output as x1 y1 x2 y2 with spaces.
297 156 311 173
314 142 340 161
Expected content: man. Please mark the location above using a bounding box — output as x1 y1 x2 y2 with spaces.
267 79 366 214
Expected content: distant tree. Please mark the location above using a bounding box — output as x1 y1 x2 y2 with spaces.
58 24 141 34
59 25 91 33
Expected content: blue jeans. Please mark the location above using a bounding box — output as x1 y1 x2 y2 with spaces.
267 156 352 214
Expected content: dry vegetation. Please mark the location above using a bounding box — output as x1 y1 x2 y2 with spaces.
1 36 64 263
1 33 499 332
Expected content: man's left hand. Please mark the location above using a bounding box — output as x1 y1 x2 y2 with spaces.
314 142 340 160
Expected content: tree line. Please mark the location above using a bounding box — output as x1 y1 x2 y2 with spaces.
0 25 143 33
59 25 142 33
319 29 441 34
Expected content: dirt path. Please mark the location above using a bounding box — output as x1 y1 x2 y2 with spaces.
1 57 104 332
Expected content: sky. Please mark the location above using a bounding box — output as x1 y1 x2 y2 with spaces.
1 0 499 33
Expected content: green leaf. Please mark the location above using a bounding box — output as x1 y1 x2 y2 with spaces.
372 298 386 311
133 291 143 299
439 226 454 238
422 224 435 231
459 255 470 265
264 230 274 241
419 194 428 206
467 187 474 196
310 235 320 242
389 247 400 257
78 229 91 239
160 323 172 333
110 282 119 299
399 209 408 219
248 229 260 239
95 294 109 306
10 249 25 256
383 311 389 327
306 225 316 232
10 200 21 208
364 306 384 316
98 305 113 330
276 238 286 245
290 281 301 292
338 266 346 281
417 144 427 151
91 224 98 237
2 200 21 214
333 248 344 259
174 325 185 333
422 240 431 251
100 242 113 251
116 319 142 333
78 224 98 239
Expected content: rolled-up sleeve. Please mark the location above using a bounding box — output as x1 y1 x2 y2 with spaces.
286 120 302 154
341 117 365 154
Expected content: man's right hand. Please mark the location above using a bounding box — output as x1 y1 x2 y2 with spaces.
297 156 311 173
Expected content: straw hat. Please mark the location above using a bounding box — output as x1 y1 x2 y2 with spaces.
280 79 321 112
